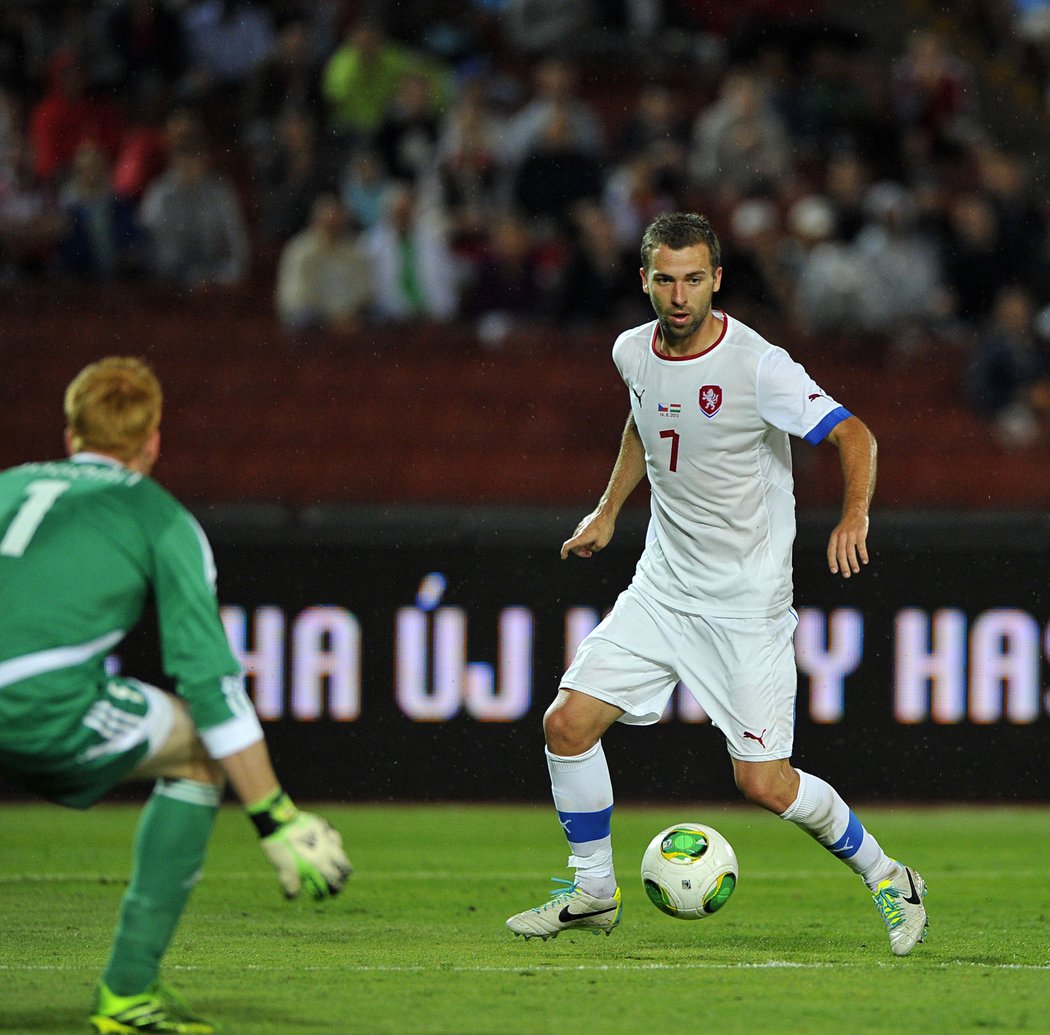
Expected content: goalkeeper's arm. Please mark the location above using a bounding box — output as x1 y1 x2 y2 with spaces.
220 740 352 900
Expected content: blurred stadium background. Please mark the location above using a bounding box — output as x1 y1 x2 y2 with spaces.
2 0 1050 804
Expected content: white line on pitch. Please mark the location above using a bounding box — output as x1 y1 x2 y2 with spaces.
3 961 1049 973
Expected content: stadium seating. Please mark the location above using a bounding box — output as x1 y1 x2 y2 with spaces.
3 281 1046 511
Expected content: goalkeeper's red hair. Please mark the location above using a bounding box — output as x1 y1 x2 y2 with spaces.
64 356 162 473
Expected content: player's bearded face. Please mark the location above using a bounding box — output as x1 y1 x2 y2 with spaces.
643 244 722 342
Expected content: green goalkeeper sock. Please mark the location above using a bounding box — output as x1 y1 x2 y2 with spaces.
102 778 222 995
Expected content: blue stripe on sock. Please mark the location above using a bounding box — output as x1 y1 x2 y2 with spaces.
828 810 865 859
557 805 613 844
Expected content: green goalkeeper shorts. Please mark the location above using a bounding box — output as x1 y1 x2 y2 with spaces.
0 676 176 808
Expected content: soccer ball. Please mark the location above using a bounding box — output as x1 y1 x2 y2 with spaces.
640 823 738 920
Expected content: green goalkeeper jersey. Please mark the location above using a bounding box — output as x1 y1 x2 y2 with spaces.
0 453 258 761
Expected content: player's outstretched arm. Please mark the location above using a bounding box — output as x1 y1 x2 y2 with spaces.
561 412 647 559
824 415 877 579
222 740 352 900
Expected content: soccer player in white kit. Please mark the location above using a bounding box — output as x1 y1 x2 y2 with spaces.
505 212 928 955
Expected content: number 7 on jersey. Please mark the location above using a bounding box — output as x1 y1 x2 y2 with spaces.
659 428 680 473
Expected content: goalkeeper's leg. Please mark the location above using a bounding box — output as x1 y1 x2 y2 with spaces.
101 776 221 996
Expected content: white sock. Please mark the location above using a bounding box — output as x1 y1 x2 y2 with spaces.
780 769 898 888
546 742 617 898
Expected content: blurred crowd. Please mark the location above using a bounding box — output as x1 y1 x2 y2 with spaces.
950 0 1050 111
2 0 1050 444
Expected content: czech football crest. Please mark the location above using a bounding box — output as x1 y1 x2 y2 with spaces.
699 385 722 418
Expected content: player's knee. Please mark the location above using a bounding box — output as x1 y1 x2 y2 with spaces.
542 705 573 754
167 756 225 787
543 701 596 757
734 768 791 814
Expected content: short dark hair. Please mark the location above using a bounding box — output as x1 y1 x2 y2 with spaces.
640 212 721 271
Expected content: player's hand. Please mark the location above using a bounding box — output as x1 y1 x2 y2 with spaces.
261 812 352 900
248 790 351 900
827 511 869 578
561 509 616 559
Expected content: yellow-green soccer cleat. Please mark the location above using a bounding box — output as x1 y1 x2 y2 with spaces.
506 879 622 940
90 980 216 1034
871 863 929 956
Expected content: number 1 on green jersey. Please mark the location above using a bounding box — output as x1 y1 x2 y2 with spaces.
0 480 71 557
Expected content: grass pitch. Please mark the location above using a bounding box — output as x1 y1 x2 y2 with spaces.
1 802 1048 1034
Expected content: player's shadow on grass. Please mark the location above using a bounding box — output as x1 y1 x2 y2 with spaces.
0 1007 86 1033
228 1001 355 1031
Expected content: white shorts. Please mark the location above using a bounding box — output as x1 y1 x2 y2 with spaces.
560 585 799 762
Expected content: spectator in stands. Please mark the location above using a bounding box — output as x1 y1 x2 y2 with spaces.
513 109 604 234
891 29 978 145
112 104 204 203
612 82 689 196
363 181 458 323
256 110 337 244
435 74 506 235
776 39 882 163
498 0 595 56
552 201 646 329
58 142 142 278
894 121 945 193
500 57 605 167
689 70 792 201
380 0 490 72
31 1 121 93
28 48 123 185
464 213 549 343
851 181 951 336
966 284 1050 446
718 197 794 330
322 17 450 146
823 151 873 243
240 14 325 154
975 146 1048 293
103 0 188 103
942 191 1008 324
374 70 444 185
139 137 250 288
1012 0 1050 106
276 193 372 336
603 151 678 251
615 84 686 162
180 0 275 99
339 148 388 231
788 194 866 339
0 8 34 97
0 86 19 172
1015 0 1050 46
0 129 67 279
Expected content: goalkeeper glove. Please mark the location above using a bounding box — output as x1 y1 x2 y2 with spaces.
247 789 352 900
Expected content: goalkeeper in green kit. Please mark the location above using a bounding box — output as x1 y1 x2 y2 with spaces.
0 357 351 1034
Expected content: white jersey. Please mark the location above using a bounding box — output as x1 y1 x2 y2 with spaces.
613 313 850 617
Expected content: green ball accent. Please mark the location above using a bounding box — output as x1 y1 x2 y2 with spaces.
643 878 678 917
661 829 709 860
702 873 736 913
